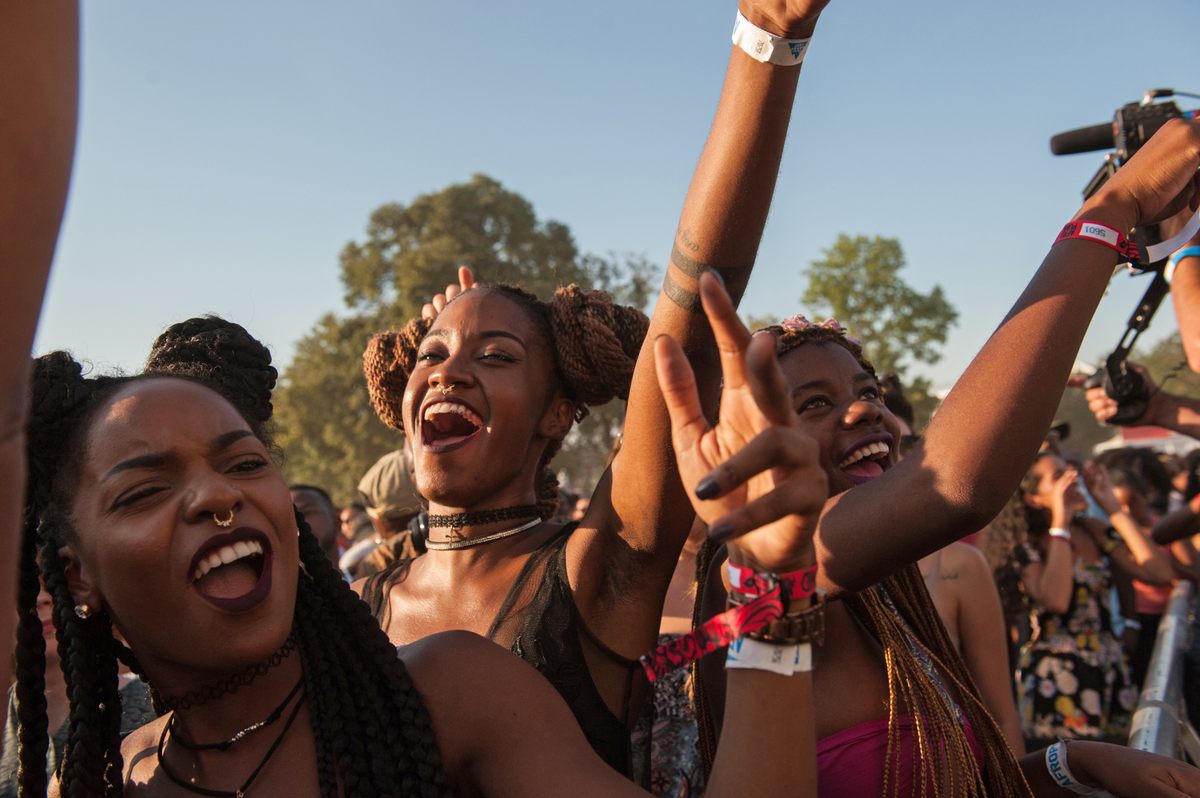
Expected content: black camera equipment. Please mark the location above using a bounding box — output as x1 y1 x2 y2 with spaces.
1052 89 1200 425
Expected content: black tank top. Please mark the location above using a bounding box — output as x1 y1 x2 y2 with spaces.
364 523 643 779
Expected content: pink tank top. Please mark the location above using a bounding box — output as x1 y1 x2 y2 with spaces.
817 715 983 797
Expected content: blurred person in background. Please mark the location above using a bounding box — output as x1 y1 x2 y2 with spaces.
1005 453 1172 746
339 449 424 579
290 484 341 567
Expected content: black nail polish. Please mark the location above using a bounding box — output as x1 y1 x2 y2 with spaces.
708 523 734 542
695 477 720 500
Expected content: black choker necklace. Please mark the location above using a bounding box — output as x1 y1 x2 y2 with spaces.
157 680 306 797
427 504 539 530
158 635 296 711
167 678 304 752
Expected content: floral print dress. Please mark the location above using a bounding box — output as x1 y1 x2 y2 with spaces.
1015 540 1136 743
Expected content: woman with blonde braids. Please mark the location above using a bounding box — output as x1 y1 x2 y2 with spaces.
684 115 1200 794
358 0 834 779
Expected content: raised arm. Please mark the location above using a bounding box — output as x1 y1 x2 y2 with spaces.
1085 361 1200 439
813 119 1200 594
592 1 828 569
0 0 79 693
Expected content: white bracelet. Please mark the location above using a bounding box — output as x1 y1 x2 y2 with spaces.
726 638 812 675
1045 741 1097 795
731 11 811 67
1048 527 1072 541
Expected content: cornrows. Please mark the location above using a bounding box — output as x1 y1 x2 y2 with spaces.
16 317 454 797
363 283 649 518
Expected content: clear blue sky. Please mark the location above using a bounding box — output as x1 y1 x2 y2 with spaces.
36 0 1200 391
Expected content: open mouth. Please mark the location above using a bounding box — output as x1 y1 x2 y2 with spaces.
838 437 893 484
188 529 273 613
420 400 485 453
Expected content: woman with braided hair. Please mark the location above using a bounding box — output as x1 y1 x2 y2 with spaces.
679 118 1200 794
358 0 834 780
11 306 831 797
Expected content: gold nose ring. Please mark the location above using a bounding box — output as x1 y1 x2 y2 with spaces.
438 384 454 397
213 509 235 528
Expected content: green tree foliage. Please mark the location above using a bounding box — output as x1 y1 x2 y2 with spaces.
275 174 658 505
801 234 957 378
799 234 957 432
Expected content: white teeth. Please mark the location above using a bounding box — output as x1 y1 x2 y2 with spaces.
839 441 891 469
190 540 265 582
422 401 484 428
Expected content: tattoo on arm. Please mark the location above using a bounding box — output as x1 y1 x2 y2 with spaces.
671 229 751 278
663 273 702 313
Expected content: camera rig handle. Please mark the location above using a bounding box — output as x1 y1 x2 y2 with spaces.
1085 269 1170 425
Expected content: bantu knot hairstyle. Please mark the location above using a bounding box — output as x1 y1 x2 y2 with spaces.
18 317 452 797
364 283 649 517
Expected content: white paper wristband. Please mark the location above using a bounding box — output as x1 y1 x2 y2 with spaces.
1048 527 1072 541
731 11 811 67
726 638 812 675
1045 741 1097 795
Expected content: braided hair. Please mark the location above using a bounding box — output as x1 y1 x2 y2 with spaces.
16 317 452 797
364 283 648 519
692 318 1031 798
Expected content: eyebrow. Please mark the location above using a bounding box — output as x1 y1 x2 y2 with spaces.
422 329 526 347
102 429 255 481
791 372 876 396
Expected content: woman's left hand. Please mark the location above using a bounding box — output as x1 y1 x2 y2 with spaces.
1083 462 1122 517
1067 741 1200 797
654 272 827 573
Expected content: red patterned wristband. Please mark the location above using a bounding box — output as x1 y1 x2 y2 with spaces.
728 562 818 602
1055 219 1142 265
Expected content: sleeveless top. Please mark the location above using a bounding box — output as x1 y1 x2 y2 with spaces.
365 522 644 780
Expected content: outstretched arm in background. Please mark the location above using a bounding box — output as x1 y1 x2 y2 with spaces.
0 0 79 695
813 119 1200 594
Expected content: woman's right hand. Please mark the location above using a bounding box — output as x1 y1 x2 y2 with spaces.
739 0 831 38
654 272 827 574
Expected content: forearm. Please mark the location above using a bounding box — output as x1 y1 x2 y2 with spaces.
815 199 1132 592
614 28 811 554
1170 253 1200 372
1109 511 1173 583
707 667 815 798
1033 541 1075 614
1151 494 1200 544
1146 389 1200 439
0 0 79 701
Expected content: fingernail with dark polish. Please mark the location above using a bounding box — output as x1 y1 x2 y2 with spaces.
708 523 734 541
695 477 720 500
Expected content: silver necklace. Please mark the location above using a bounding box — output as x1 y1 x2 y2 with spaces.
424 517 542 551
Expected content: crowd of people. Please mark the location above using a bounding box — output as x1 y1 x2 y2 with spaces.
4 1 1200 796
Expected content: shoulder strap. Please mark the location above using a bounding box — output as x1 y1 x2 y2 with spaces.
485 522 575 641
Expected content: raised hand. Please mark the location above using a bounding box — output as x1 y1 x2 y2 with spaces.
1086 362 1156 425
1048 467 1082 529
1065 741 1200 798
739 0 832 38
1089 118 1200 230
654 272 826 573
421 265 477 321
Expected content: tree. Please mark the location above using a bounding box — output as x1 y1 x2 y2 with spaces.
801 234 957 378
274 175 658 505
798 234 957 431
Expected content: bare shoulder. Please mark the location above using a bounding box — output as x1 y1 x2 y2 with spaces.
119 714 169 788
944 540 990 574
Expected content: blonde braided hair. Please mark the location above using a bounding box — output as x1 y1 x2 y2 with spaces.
363 283 648 517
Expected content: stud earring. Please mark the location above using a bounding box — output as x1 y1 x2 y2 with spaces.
74 603 93 620
213 509 235 528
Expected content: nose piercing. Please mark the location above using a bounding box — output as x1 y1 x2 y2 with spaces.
438 384 454 397
213 509 235 528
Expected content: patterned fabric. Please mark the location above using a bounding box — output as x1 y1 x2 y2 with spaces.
641 635 705 798
1015 542 1136 742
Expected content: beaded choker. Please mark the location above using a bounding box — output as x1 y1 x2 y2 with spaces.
158 635 296 711
426 504 539 530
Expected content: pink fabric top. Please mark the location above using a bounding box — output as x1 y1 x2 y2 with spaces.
817 715 983 797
